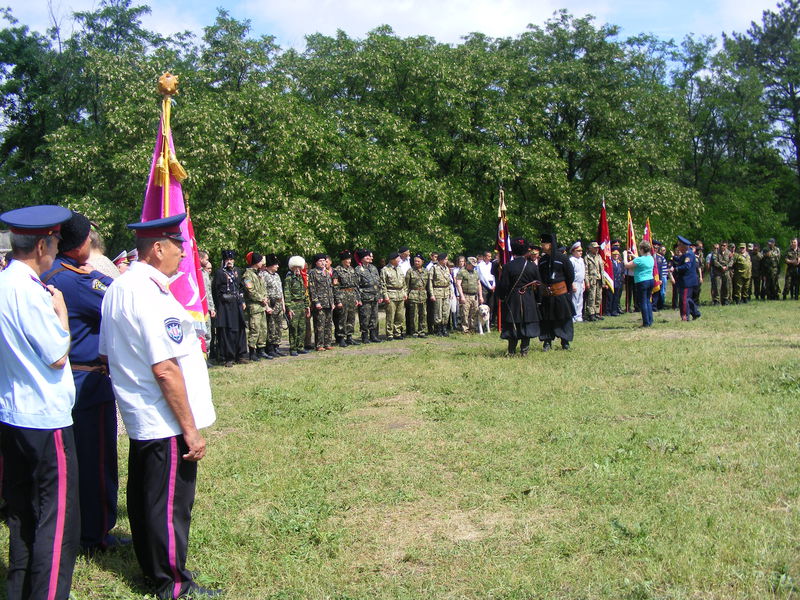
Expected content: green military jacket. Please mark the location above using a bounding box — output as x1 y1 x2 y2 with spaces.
405 267 429 303
333 264 361 305
732 252 751 277
308 267 334 307
355 263 381 302
380 264 407 300
242 267 267 313
750 251 761 277
284 271 308 308
263 270 283 300
763 247 781 272
785 248 800 272
712 249 734 271
584 253 604 280
428 263 452 298
456 268 480 296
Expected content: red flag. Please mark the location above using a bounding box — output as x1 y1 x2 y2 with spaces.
596 199 614 292
141 74 207 329
626 210 637 255
495 188 511 266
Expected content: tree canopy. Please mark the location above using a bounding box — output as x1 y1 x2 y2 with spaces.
0 0 797 258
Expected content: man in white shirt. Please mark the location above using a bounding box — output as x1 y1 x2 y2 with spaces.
0 205 79 600
477 251 496 324
99 213 220 599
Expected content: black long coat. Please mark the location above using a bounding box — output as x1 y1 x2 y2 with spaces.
539 250 576 322
212 266 246 329
496 256 541 339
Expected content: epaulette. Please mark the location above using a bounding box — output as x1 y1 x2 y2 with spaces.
150 277 170 295
60 262 86 275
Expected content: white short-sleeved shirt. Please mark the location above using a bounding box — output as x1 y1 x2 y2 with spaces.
99 261 215 441
0 260 74 428
398 257 411 276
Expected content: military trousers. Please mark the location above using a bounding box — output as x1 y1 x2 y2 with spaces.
384 298 405 338
712 271 732 304
313 307 334 348
246 309 267 348
266 298 283 345
334 294 358 340
286 305 306 351
358 300 379 334
460 295 479 332
407 301 427 336
586 279 602 316
432 291 451 326
765 272 780 299
732 275 750 302
783 269 799 300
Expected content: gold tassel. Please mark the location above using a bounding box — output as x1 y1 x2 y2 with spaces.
168 151 188 182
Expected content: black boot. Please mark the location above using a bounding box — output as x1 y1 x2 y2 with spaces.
249 347 260 362
520 338 530 356
370 329 381 343
347 336 360 345
266 344 278 358
338 337 348 348
258 347 272 360
273 344 286 357
442 325 450 337
507 339 518 355
361 331 370 344
542 341 552 352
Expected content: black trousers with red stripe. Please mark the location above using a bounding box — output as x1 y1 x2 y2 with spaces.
1 423 80 600
128 436 197 600
72 370 118 550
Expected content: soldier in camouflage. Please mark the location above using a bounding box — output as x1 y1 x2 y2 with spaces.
381 252 408 340
711 242 734 305
584 241 604 321
242 252 269 362
762 238 781 300
428 252 453 336
355 249 382 343
455 257 483 333
284 256 310 356
333 250 362 347
262 254 286 358
308 253 335 350
731 243 752 304
405 254 429 337
783 238 799 300
748 243 761 300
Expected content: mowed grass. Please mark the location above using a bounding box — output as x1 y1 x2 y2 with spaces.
4 298 800 599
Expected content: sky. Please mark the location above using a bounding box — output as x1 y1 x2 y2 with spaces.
9 0 780 50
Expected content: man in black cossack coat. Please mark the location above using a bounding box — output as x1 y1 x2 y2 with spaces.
538 233 576 351
496 237 541 356
212 249 249 366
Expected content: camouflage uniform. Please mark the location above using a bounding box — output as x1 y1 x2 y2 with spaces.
711 248 734 304
584 252 604 318
428 263 452 333
381 263 407 339
762 246 781 300
731 248 752 303
783 247 800 300
749 249 762 300
308 266 334 349
356 262 382 342
242 266 268 352
456 267 481 332
333 264 361 344
284 271 309 353
405 267 429 337
263 270 284 348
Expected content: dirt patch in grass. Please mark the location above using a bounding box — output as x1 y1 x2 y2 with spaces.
348 392 422 431
338 500 519 570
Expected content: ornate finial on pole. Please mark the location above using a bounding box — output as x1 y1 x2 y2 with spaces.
157 72 179 96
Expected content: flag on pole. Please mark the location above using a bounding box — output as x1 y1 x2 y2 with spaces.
141 72 208 329
626 209 637 256
642 217 661 293
596 199 614 292
495 188 511 266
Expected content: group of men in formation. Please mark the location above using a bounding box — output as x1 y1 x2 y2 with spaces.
0 207 221 600
202 247 503 366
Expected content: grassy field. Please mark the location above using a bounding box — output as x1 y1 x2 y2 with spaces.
5 299 800 599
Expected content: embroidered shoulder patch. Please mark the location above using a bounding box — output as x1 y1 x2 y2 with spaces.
91 279 108 292
164 317 183 343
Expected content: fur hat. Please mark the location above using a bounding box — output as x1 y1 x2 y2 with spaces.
58 211 91 253
265 253 279 267
288 255 305 269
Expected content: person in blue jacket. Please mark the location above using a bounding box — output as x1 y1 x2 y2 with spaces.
672 235 702 321
41 211 125 553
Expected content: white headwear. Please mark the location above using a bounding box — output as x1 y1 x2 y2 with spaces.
288 255 305 269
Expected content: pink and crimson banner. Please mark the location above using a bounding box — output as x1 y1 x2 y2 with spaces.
141 113 208 328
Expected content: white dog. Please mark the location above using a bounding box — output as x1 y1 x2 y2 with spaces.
477 304 491 334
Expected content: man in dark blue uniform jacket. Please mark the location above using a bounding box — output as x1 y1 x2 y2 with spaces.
41 211 122 553
672 235 701 322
